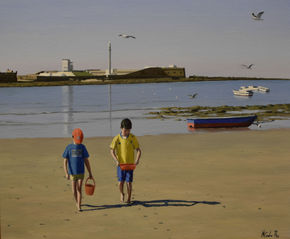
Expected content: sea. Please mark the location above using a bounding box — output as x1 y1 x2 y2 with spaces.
1 80 290 138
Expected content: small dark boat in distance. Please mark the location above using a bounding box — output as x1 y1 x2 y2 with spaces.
187 115 257 129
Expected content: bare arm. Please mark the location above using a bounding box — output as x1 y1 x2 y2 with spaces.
63 158 69 180
84 158 93 178
135 148 142 165
110 148 119 166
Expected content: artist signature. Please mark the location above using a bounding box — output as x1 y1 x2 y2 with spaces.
261 230 279 238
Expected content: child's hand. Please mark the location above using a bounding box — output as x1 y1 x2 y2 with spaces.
115 160 120 166
65 174 69 180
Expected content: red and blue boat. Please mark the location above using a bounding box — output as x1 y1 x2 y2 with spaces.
187 115 257 129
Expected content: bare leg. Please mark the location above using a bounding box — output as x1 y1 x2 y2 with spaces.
71 180 77 203
119 181 125 202
126 182 132 203
76 179 83 211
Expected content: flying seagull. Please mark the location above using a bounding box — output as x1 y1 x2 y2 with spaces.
188 93 198 99
118 34 136 39
242 64 254 69
252 11 264 20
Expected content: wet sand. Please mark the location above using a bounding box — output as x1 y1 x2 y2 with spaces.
1 129 290 239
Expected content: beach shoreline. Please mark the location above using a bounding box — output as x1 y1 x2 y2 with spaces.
1 128 290 239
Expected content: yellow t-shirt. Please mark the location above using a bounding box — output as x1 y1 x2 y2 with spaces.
110 133 139 164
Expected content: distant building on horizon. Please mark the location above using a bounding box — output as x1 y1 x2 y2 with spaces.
35 65 185 82
61 59 73 72
0 70 17 82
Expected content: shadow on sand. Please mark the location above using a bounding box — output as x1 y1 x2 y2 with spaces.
81 199 220 211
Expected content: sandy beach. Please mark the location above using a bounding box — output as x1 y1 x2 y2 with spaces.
1 129 290 239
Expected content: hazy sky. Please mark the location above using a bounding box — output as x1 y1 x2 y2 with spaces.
1 0 290 78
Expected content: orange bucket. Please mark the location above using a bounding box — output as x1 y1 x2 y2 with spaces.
119 164 136 171
85 177 95 196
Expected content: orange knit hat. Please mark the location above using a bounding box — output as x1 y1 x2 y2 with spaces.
72 128 84 144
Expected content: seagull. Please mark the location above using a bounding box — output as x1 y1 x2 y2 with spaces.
254 121 263 127
118 34 136 39
242 64 254 69
188 93 198 99
252 11 264 20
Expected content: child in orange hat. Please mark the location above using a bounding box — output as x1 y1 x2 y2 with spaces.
63 128 93 211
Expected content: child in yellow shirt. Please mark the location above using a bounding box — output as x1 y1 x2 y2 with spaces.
110 118 141 203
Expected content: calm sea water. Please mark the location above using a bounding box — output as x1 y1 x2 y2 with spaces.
1 80 290 138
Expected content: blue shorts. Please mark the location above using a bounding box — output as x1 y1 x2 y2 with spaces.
117 166 134 182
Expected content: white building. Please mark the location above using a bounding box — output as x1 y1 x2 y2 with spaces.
38 71 75 77
61 59 73 72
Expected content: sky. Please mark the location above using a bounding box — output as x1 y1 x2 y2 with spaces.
0 0 290 78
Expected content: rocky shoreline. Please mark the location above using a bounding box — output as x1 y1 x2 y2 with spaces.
146 104 290 122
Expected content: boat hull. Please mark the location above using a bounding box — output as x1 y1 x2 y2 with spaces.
187 115 257 129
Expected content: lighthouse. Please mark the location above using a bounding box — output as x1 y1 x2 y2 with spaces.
108 41 111 77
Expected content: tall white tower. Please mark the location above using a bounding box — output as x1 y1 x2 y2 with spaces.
62 59 73 72
108 41 111 77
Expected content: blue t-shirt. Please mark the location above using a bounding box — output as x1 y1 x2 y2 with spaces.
62 144 89 175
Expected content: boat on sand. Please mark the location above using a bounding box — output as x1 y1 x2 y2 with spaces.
187 115 257 129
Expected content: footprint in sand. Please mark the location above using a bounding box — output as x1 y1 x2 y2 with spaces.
143 215 148 218
39 223 45 226
159 222 163 224
64 219 70 221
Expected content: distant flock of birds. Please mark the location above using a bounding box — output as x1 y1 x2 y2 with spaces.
118 11 264 72
241 11 264 70
119 11 265 100
118 11 264 41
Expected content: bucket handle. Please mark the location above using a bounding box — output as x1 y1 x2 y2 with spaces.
85 177 95 185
